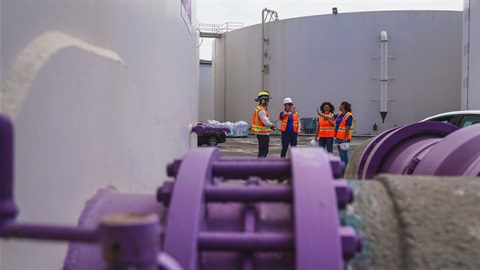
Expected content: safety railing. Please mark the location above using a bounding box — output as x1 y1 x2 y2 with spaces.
199 22 244 38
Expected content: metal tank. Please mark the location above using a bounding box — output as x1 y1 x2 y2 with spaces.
212 11 463 134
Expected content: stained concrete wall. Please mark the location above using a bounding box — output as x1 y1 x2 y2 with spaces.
347 175 480 270
0 1 198 268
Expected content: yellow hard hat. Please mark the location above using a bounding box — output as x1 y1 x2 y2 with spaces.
255 91 271 102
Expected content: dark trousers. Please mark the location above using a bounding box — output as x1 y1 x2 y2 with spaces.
257 134 270 158
318 137 334 153
280 132 298 158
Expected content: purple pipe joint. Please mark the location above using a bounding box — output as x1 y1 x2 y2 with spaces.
356 122 480 179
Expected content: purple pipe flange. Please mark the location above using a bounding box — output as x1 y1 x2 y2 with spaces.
413 123 480 176
355 126 399 179
162 148 222 270
290 147 344 269
357 122 458 179
162 147 361 269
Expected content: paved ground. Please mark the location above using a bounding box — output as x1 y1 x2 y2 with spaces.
213 133 373 159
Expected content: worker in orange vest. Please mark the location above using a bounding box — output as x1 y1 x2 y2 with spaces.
251 91 276 157
315 102 335 153
319 101 354 166
278 97 301 158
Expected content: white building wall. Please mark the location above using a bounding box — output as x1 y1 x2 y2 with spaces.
462 0 480 109
214 11 463 134
1 1 198 268
213 38 228 121
199 60 215 121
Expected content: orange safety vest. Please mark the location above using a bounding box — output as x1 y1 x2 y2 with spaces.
335 112 354 140
251 105 271 133
317 113 335 138
279 112 299 133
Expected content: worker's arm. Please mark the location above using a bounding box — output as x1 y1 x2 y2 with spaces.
259 110 275 130
297 113 301 133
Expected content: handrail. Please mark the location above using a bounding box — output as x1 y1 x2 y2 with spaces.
199 22 244 36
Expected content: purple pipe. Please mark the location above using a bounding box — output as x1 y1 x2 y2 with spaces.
356 122 459 179
0 114 18 224
1 223 97 242
158 180 353 208
412 123 480 176
167 155 345 180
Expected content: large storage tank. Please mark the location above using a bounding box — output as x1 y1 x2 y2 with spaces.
0 1 198 268
213 11 463 134
462 0 480 109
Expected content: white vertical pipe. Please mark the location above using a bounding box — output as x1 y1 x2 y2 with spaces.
262 8 266 91
380 31 388 114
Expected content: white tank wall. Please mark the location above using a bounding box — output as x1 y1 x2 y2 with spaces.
199 60 215 121
1 1 198 268
213 11 463 134
462 0 480 109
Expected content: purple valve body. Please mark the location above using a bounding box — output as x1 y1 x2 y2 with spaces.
160 147 360 270
1 113 362 269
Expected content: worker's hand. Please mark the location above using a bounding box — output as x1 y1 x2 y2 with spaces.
292 106 296 114
271 125 276 131
314 136 318 142
317 107 321 115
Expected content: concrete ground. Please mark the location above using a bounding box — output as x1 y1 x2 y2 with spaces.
214 133 373 159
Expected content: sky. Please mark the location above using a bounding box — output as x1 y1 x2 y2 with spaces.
197 0 464 60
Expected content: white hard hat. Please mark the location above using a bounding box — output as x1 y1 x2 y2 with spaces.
310 139 317 147
340 142 350 151
283 97 293 104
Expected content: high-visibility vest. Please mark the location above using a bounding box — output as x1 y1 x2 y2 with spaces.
317 113 335 137
335 112 354 140
279 112 299 133
251 105 271 133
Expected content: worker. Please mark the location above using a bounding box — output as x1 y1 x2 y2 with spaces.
315 102 335 153
279 97 301 158
319 101 354 165
251 91 276 157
